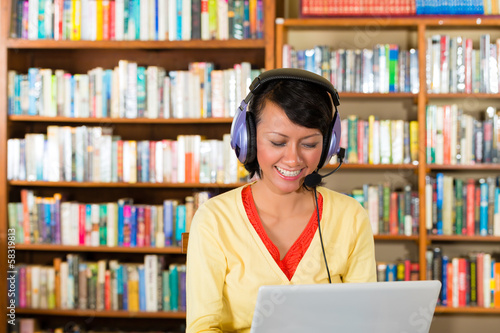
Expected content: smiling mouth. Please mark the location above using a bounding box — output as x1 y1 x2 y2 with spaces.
275 166 303 177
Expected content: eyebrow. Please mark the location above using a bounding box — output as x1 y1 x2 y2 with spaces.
267 132 322 139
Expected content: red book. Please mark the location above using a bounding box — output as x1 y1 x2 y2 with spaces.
477 252 484 307
464 38 473 94
79 204 86 245
389 192 399 235
458 258 467 307
466 179 475 236
447 262 453 307
404 259 411 281
109 0 115 40
144 206 151 247
494 262 500 308
357 120 365 163
105 270 111 310
20 189 31 244
149 141 156 183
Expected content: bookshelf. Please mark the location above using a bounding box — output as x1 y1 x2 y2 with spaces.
0 1 276 332
275 14 500 331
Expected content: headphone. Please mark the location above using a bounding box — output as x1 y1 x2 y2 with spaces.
230 68 342 170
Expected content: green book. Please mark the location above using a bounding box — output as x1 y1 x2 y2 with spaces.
455 178 463 235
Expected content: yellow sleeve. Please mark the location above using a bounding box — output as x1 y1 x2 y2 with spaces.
186 204 226 332
343 203 377 283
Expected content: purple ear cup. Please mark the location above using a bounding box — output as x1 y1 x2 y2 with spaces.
230 100 249 164
320 111 341 168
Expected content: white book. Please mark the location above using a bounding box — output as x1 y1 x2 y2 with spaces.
94 67 104 118
430 35 441 93
46 126 60 181
483 253 491 308
7 139 20 181
149 0 156 40
435 106 444 165
129 141 137 183
89 0 97 40
107 202 117 246
60 262 69 309
97 260 106 310
201 0 209 40
28 0 39 40
158 0 168 40
70 203 80 245
425 177 433 232
100 131 112 182
188 72 199 118
391 120 404 164
54 0 62 40
40 69 52 116
115 0 125 40
147 66 159 118
145 255 158 311
163 76 171 118
226 69 237 117
177 135 186 183
61 202 71 245
368 186 379 235
442 175 454 235
224 133 237 183
90 204 100 246
450 104 458 165
63 74 72 117
31 265 41 308
111 67 120 118
108 260 120 309
81 0 90 40
118 60 128 118
140 0 149 40
182 0 192 40
155 141 163 183
163 140 173 182
494 189 500 236
379 120 391 164
79 74 90 118
125 62 138 118
168 0 177 41
217 0 227 40
122 140 130 183
489 44 499 94
46 267 55 309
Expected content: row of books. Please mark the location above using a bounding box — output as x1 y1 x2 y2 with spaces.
376 260 420 282
9 0 264 41
425 174 500 236
416 0 488 15
7 129 247 184
426 105 500 165
283 45 419 94
340 116 419 165
427 248 500 308
8 189 211 246
12 255 187 312
301 0 416 16
350 184 419 236
7 61 260 118
427 35 500 94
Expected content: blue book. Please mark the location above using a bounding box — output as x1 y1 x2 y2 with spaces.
304 49 315 74
45 200 52 243
137 67 146 117
176 205 186 246
28 68 39 115
118 200 125 246
86 204 92 244
102 70 112 117
436 173 444 235
176 0 182 40
138 265 146 311
116 264 124 309
163 200 174 246
479 180 488 236
386 264 397 281
155 0 159 40
169 264 179 311
130 205 137 247
243 0 250 39
441 255 448 306
122 264 128 310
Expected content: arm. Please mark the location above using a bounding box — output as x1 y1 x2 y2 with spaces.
342 204 377 283
186 205 227 332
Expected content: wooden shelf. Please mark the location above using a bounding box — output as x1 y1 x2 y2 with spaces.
427 164 500 171
374 235 419 241
427 235 500 242
427 93 500 98
8 180 246 188
326 163 418 170
8 115 234 124
435 306 500 314
337 92 417 98
6 39 265 50
14 244 184 254
15 308 186 319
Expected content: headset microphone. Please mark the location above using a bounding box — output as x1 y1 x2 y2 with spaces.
304 148 346 188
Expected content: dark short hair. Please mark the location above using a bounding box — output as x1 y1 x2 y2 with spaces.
245 79 334 179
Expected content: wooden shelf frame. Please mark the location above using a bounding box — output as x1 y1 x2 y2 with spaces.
15 308 186 319
275 17 500 285
14 244 185 254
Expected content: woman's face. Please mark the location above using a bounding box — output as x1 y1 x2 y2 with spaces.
255 101 323 195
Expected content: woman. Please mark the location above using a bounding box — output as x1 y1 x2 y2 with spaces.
186 69 376 332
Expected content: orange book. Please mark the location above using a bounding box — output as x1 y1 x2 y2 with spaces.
20 189 31 244
185 136 194 183
447 262 453 307
117 140 123 182
249 0 257 38
442 104 451 165
53 258 62 309
102 0 110 40
96 0 103 40
477 252 484 307
494 262 500 308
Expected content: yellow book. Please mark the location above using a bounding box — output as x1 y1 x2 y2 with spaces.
71 0 81 41
409 121 419 163
127 265 140 311
96 0 103 41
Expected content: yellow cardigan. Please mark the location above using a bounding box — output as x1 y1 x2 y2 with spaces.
186 185 376 333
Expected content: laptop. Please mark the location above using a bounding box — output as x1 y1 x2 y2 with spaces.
250 280 441 333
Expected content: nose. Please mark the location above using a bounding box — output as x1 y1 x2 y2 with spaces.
282 143 302 166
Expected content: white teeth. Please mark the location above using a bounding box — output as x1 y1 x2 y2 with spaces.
276 166 301 177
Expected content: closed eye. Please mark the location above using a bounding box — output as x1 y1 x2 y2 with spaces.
271 141 285 147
